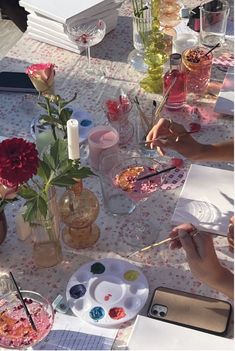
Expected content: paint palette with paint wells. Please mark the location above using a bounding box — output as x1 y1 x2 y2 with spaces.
66 258 149 327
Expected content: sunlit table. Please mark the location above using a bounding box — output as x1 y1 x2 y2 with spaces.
0 0 234 346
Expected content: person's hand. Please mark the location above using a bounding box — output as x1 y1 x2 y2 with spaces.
169 223 225 285
146 118 201 159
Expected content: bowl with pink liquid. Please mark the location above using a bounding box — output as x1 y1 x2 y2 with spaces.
0 290 54 349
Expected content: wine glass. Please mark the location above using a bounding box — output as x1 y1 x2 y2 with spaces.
109 155 164 248
159 0 181 37
66 19 106 78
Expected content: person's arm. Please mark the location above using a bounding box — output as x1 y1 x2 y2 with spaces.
169 223 234 299
146 118 234 162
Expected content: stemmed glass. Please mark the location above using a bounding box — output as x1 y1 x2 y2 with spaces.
109 155 164 248
66 19 106 78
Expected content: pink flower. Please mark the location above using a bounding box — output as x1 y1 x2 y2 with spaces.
0 184 17 200
26 63 55 94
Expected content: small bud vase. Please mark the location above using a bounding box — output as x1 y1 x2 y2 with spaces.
0 210 7 245
31 187 63 268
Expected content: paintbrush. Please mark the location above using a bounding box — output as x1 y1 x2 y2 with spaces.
137 166 176 181
154 77 177 124
134 96 151 131
138 130 198 146
127 236 179 258
9 271 37 331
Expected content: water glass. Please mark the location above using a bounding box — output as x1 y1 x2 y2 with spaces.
200 0 230 47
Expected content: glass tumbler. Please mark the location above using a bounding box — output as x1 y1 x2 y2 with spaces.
182 46 213 96
200 0 230 47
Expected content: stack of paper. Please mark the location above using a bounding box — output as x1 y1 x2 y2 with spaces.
127 315 234 350
19 0 122 53
171 164 234 235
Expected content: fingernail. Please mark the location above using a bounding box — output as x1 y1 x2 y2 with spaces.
178 229 187 238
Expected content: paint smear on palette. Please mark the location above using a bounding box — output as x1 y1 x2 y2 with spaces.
90 262 105 274
89 306 105 321
70 284 86 299
104 293 112 301
109 307 126 320
124 270 140 281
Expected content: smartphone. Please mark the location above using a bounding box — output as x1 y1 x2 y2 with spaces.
147 287 232 336
0 72 37 93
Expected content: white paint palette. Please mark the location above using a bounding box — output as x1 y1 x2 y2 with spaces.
66 258 149 327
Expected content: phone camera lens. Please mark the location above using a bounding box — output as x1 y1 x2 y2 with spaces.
159 311 166 317
152 309 158 315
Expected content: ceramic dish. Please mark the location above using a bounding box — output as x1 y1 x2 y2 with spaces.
66 258 149 327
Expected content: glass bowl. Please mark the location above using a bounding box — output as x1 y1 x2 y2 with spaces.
0 290 54 349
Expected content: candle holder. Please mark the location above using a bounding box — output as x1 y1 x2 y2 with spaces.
59 179 100 249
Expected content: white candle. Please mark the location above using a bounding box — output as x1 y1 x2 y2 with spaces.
67 119 80 160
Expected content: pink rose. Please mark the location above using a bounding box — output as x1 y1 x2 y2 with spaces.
26 63 55 94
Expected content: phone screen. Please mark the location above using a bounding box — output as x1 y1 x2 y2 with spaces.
0 72 37 93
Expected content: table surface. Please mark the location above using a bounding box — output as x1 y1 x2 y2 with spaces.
0 0 234 347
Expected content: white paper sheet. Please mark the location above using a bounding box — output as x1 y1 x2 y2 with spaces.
127 315 234 350
33 313 118 350
214 67 234 116
171 164 234 235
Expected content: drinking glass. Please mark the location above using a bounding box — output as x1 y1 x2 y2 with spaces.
66 19 106 78
128 13 152 73
182 46 213 96
109 155 164 248
159 0 181 37
0 290 54 349
200 0 230 47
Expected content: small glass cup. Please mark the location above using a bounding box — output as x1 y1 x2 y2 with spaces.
0 290 54 349
182 46 213 96
200 0 230 47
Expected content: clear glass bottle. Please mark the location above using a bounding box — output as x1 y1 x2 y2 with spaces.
164 53 186 109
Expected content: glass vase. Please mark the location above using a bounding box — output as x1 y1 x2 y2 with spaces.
31 187 63 268
0 210 7 245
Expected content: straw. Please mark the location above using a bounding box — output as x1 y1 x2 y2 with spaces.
204 42 221 57
137 165 176 181
127 236 179 258
9 271 37 331
154 77 177 124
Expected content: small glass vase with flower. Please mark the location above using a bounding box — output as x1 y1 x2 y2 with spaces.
0 136 93 268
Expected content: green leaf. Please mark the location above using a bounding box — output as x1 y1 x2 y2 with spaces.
37 160 51 182
43 152 56 170
37 102 48 110
40 115 63 127
51 175 77 187
68 167 94 179
58 93 77 109
59 108 73 126
37 195 48 218
23 198 38 222
50 139 68 169
18 186 38 199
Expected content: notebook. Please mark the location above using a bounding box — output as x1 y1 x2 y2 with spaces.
214 67 234 116
127 315 234 350
171 164 234 235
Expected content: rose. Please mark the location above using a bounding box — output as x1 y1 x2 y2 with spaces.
26 63 55 94
0 185 17 200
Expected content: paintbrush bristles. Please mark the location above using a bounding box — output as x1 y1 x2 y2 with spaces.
127 236 177 258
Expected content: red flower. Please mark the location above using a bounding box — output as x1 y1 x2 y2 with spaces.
0 138 39 188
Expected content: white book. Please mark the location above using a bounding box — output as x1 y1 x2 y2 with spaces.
19 0 122 24
214 67 234 116
127 315 234 350
171 164 234 236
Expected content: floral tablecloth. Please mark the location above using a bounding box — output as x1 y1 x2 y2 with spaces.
0 0 234 346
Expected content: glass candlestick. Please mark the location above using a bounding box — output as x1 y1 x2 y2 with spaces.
59 179 100 249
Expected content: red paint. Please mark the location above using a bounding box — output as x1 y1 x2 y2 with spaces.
189 123 201 132
104 293 112 301
171 158 184 168
108 307 126 320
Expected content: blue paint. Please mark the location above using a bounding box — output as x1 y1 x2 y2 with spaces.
89 306 105 321
80 119 92 127
69 284 86 299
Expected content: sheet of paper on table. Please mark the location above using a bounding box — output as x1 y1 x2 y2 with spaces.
171 164 234 235
33 312 118 350
127 315 234 350
214 67 234 116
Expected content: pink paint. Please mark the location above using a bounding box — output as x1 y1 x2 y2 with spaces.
88 126 119 171
104 293 112 301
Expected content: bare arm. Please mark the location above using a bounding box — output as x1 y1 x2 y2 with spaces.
146 118 234 162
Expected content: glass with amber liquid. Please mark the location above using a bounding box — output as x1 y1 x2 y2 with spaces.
163 53 186 109
182 46 213 96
